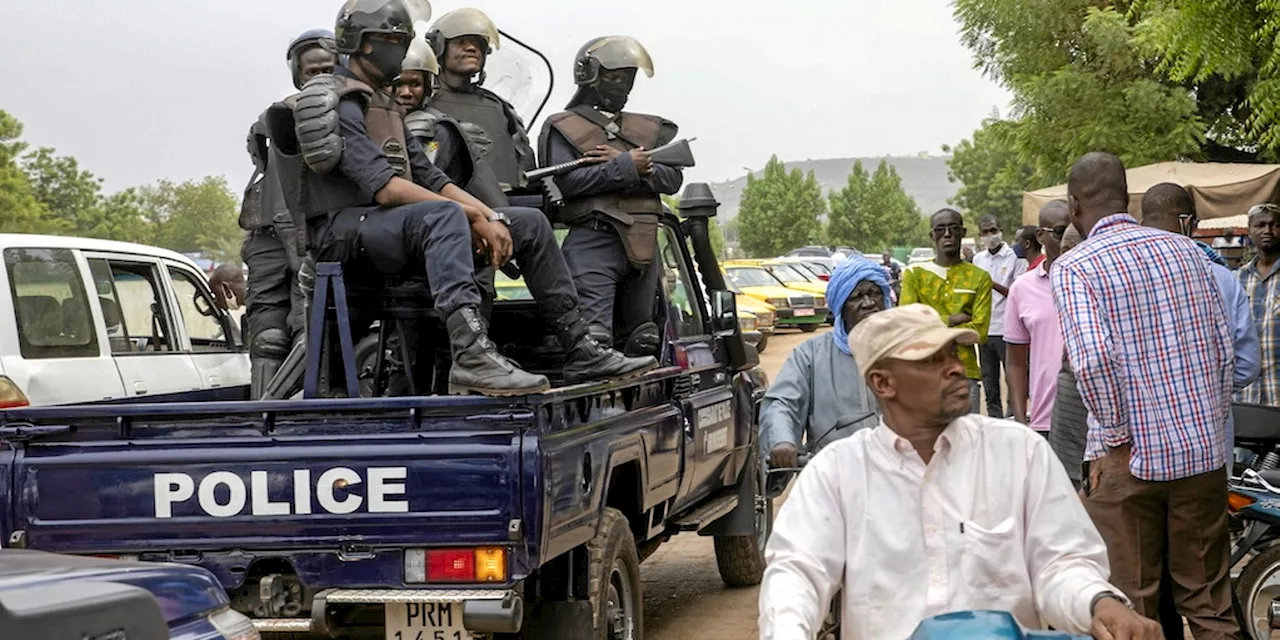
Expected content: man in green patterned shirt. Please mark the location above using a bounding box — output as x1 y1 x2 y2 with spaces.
900 208 993 413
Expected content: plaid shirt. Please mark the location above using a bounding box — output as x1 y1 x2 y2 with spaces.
1238 257 1280 405
1050 214 1234 481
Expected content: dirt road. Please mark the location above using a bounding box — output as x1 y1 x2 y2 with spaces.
642 327 821 640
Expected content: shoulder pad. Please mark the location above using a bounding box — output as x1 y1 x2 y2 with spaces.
292 76 349 174
404 110 438 141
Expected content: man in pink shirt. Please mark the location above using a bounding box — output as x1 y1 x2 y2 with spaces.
1005 200 1071 433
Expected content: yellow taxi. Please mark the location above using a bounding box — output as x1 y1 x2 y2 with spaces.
723 265 826 333
726 259 829 296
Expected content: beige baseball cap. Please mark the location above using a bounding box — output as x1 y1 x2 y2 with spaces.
849 304 980 379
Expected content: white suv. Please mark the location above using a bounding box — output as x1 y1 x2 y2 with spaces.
0 234 249 407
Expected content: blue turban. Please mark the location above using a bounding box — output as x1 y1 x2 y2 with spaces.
828 256 894 356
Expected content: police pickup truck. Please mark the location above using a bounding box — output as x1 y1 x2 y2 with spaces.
0 182 772 639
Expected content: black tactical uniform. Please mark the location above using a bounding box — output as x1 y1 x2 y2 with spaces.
240 29 336 399
424 8 536 192
276 0 655 395
539 36 684 356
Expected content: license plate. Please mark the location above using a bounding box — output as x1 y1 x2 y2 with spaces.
385 602 472 640
795 308 815 316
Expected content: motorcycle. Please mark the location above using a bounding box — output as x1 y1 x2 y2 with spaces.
1226 403 1280 639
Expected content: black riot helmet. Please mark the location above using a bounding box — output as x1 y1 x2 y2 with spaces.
286 29 338 89
333 0 428 54
569 36 655 110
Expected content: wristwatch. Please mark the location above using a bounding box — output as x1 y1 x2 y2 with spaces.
488 211 511 227
1089 591 1130 616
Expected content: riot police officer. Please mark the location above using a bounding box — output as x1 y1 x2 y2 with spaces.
424 8 535 192
287 0 654 396
395 37 507 207
240 29 338 398
538 36 684 356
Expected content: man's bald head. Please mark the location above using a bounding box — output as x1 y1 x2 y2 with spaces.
1061 224 1083 253
1037 200 1070 227
1067 152 1129 236
1140 182 1194 236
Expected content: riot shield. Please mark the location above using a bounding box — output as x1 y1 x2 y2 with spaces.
482 29 554 127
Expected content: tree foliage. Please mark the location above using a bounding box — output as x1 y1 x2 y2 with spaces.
0 109 241 262
943 119 1040 230
826 160 926 252
737 155 825 258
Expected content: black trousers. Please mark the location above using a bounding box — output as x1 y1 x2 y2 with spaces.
978 335 1008 417
242 223 303 345
560 221 660 340
312 202 576 320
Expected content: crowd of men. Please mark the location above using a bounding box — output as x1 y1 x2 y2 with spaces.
759 150 1280 639
224 0 688 398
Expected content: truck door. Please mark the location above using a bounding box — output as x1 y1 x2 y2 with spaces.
161 262 249 395
660 226 737 512
84 254 202 399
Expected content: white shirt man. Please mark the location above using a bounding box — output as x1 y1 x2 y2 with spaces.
758 304 1156 640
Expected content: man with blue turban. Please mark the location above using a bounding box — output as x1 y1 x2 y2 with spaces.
761 256 893 468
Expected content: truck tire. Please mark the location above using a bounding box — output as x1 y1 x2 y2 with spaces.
713 453 771 587
589 507 643 640
801 323 819 333
755 335 768 354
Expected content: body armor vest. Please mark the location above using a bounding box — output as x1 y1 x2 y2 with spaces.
404 107 509 208
427 85 535 191
545 108 667 268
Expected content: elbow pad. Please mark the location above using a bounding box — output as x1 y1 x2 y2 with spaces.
292 76 346 174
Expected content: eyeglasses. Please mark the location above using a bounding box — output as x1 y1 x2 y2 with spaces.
931 224 963 236
1039 225 1068 239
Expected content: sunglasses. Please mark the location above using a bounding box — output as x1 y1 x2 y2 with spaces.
1039 225 1069 239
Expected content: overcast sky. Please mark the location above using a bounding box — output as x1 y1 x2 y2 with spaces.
4 0 1010 194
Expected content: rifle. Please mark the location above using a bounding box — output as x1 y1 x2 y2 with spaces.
526 138 697 207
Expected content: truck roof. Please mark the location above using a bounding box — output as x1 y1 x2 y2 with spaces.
0 234 202 272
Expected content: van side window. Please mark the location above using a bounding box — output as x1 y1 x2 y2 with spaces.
658 227 705 337
4 248 99 359
167 266 233 352
88 259 175 354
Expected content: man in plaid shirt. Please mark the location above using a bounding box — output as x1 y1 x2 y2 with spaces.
1238 203 1280 406
1050 152 1239 639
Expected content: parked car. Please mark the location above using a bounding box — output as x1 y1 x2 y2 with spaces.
784 245 836 258
0 549 257 640
0 234 249 407
774 255 839 277
908 247 936 264
725 265 826 332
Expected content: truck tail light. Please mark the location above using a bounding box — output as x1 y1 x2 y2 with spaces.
0 376 29 408
405 548 507 583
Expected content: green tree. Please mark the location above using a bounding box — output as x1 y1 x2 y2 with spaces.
144 177 241 263
82 188 155 244
21 147 103 235
827 161 926 252
0 111 55 234
825 161 870 246
943 119 1039 231
737 155 825 258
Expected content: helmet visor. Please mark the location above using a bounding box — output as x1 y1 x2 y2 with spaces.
402 35 440 74
433 8 501 50
586 36 654 77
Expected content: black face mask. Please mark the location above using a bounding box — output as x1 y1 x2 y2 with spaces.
365 40 411 85
591 72 636 112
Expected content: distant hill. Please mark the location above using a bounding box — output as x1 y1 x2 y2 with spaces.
707 155 958 220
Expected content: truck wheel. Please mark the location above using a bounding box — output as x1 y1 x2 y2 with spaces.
589 507 643 640
801 324 819 333
713 453 771 587
755 335 769 354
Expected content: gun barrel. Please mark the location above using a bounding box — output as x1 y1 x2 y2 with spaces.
525 158 589 182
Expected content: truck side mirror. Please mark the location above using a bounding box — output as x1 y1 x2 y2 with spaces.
710 290 738 336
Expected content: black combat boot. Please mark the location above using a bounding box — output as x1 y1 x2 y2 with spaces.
556 309 658 385
447 306 550 396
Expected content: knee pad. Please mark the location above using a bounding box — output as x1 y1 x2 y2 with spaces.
251 328 292 360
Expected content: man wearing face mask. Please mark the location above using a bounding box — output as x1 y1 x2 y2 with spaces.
1012 225 1043 270
537 36 684 357
424 9 535 192
760 257 892 469
240 29 338 399
280 0 655 396
972 214 1027 417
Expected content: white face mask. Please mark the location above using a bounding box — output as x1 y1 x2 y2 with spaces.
982 233 1003 250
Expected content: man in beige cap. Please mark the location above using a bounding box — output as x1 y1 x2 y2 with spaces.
758 304 1160 640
